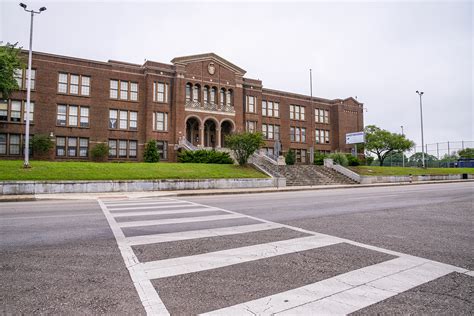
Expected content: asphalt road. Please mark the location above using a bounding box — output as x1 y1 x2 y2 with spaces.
0 182 472 314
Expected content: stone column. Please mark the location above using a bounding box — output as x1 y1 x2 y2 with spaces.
199 126 204 147
216 128 221 148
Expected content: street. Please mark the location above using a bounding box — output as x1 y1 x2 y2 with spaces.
1 182 473 314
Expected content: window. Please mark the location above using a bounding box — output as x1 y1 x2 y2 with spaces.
290 127 306 143
154 112 168 131
1 100 35 123
153 82 168 103
109 109 137 131
0 134 6 154
108 139 137 159
23 102 34 122
262 101 279 117
262 101 267 116
56 136 89 157
9 134 20 155
247 96 256 113
246 121 257 133
295 149 307 163
14 69 36 90
57 105 89 128
315 109 329 123
315 129 330 144
226 90 232 106
57 73 90 96
262 124 280 140
220 89 225 106
129 111 137 130
210 87 217 104
10 101 21 122
0 100 7 121
203 86 209 103
186 83 192 102
290 105 305 121
109 110 117 129
110 80 138 101
193 85 200 102
119 111 128 129
156 140 168 160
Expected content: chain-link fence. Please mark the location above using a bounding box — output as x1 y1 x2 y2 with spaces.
378 141 473 168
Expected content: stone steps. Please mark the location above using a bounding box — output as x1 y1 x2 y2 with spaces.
280 165 357 186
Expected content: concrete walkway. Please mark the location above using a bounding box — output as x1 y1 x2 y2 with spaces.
1 179 472 202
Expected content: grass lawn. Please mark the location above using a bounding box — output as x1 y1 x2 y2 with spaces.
351 166 474 176
0 160 267 181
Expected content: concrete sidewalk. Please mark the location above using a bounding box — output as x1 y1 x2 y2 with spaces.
1 179 472 202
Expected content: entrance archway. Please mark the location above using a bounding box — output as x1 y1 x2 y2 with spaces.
203 119 217 148
186 117 201 146
220 120 234 148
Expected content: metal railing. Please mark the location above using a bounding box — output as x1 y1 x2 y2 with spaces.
178 137 198 151
185 101 235 113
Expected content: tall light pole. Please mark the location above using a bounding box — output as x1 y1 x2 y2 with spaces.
19 3 47 168
416 90 425 168
401 125 405 167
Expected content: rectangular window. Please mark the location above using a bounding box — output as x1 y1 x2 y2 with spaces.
262 124 280 140
130 82 138 101
81 76 90 96
14 69 23 88
28 69 36 90
246 121 257 133
109 109 118 129
154 82 168 103
295 149 307 163
56 137 66 156
315 129 330 144
0 100 7 121
108 139 137 159
315 109 329 124
110 80 118 99
23 102 34 122
290 127 295 142
70 75 79 94
120 81 129 100
57 105 67 126
14 69 36 90
79 138 89 157
262 124 267 138
68 105 78 126
9 134 20 155
68 137 77 157
290 105 305 121
262 101 267 116
325 130 330 143
0 133 6 154
274 125 280 140
119 140 127 158
10 100 21 122
156 140 168 160
129 140 137 158
291 127 305 143
108 140 117 157
247 96 256 113
119 111 128 129
129 111 138 130
58 73 68 93
274 102 279 117
154 112 168 131
80 107 89 128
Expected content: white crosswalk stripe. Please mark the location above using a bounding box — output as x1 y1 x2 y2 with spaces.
98 197 471 316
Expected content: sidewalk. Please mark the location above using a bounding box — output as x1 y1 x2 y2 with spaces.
1 179 472 202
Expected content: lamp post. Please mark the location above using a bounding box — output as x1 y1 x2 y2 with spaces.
19 3 47 168
416 90 425 168
401 125 405 167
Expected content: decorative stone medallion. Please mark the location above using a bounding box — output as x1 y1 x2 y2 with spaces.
208 62 216 75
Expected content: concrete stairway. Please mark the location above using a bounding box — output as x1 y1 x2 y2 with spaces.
279 165 357 186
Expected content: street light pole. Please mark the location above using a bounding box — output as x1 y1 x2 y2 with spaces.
416 91 425 168
19 3 46 168
401 125 405 167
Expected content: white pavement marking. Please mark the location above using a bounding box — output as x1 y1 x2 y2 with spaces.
108 204 196 211
118 213 245 228
126 222 284 246
465 271 474 277
205 257 467 316
111 207 222 218
142 235 339 279
97 199 170 316
104 200 187 207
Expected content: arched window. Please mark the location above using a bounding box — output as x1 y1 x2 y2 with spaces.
220 88 225 106
193 84 200 102
203 86 209 104
210 87 217 104
226 89 233 106
185 83 192 102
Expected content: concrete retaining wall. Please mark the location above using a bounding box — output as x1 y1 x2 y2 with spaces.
0 178 286 195
359 173 474 184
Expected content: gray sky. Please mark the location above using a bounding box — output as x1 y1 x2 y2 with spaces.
1 0 472 148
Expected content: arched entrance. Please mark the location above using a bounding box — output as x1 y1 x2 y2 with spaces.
204 119 217 148
186 117 200 146
220 120 234 148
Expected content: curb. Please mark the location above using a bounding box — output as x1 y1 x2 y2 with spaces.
1 179 472 202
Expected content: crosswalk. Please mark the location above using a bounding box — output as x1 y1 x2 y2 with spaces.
98 197 471 315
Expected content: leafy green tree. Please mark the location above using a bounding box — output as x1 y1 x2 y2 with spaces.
91 143 109 162
458 148 474 159
408 152 438 167
380 152 409 166
364 125 415 166
143 139 160 163
345 154 360 166
225 132 265 166
285 149 296 165
31 134 54 155
0 43 25 98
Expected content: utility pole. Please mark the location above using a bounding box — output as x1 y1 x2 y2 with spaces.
309 69 314 164
401 125 405 167
416 91 425 168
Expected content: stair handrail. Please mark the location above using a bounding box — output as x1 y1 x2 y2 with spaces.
179 136 199 151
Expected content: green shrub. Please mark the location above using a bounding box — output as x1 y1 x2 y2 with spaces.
178 149 233 164
346 154 361 166
314 151 328 165
31 134 54 155
285 149 296 165
225 132 265 166
91 143 109 162
329 152 349 166
143 140 160 163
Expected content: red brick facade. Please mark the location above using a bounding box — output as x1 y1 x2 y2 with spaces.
0 52 364 163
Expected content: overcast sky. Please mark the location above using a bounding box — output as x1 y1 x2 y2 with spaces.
1 0 472 148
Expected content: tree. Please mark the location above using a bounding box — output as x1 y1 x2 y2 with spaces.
458 148 474 159
143 139 160 163
364 125 415 166
285 149 295 165
225 132 265 166
31 134 54 156
0 43 25 98
408 152 438 167
91 143 109 162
